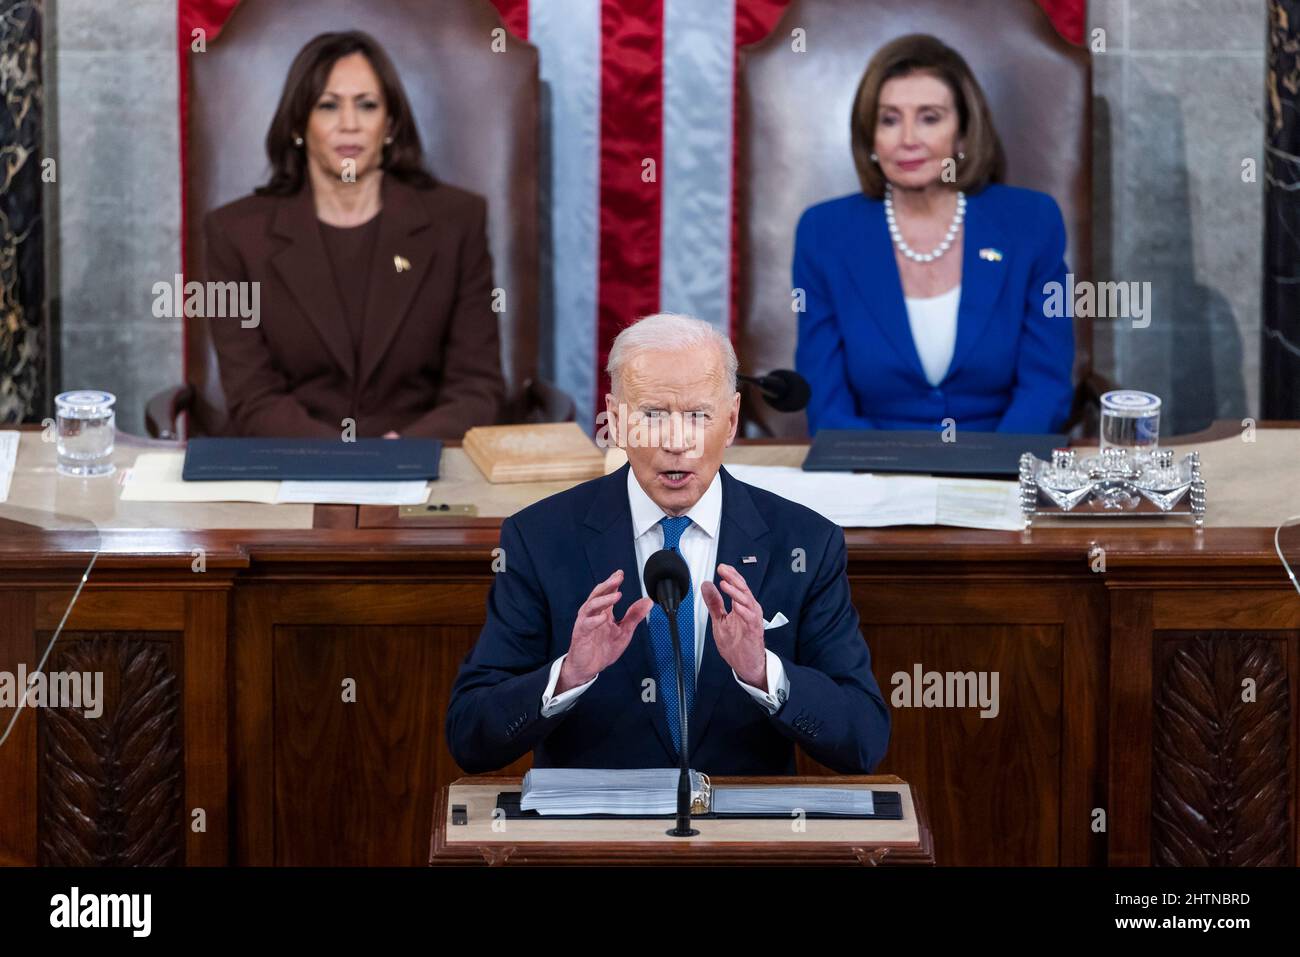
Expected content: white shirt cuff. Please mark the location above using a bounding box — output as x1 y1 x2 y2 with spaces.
733 649 789 714
540 653 597 717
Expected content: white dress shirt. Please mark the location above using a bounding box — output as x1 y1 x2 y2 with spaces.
904 283 961 387
540 468 790 718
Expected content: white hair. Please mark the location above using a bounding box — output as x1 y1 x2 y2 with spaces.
606 312 738 396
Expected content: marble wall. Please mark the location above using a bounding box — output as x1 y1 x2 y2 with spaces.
1089 0 1267 432
51 0 181 434
47 0 1270 435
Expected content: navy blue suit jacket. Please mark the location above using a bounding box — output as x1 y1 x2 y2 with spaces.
794 183 1075 434
445 464 890 775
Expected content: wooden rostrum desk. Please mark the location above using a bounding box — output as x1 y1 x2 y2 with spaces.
1 423 1297 866
430 775 933 866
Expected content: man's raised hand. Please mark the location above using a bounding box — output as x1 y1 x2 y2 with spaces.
701 563 767 690
556 569 654 694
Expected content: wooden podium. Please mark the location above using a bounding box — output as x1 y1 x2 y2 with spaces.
429 775 934 866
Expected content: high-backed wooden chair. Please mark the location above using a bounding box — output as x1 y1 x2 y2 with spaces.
737 0 1108 437
147 0 572 438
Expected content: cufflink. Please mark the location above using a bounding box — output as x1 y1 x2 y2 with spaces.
393 254 411 273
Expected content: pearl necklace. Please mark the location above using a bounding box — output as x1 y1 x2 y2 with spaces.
885 184 966 263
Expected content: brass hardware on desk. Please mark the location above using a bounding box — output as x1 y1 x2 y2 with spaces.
399 503 478 518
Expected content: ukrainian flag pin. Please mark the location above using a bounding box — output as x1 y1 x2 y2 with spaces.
979 247 1003 262
393 254 411 273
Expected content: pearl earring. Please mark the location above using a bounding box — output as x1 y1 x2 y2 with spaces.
958 151 966 160
293 135 304 147
384 136 393 145
870 152 879 163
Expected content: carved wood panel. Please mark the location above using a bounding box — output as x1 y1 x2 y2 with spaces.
37 632 184 866
1152 631 1293 866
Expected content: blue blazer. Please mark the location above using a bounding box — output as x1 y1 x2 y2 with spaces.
793 183 1075 434
445 464 890 775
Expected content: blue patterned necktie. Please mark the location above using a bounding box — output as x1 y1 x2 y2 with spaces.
648 515 696 757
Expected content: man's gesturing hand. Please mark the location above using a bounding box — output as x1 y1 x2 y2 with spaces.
701 563 767 691
556 569 654 694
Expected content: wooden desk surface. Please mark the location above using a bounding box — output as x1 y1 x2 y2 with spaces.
3 421 1297 567
1 427 318 532
431 775 933 866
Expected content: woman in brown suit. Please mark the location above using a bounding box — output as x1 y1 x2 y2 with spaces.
206 31 505 438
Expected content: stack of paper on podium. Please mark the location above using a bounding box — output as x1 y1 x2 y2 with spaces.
521 768 709 815
713 786 874 816
519 768 877 816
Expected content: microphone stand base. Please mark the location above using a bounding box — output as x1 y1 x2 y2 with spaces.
666 826 700 838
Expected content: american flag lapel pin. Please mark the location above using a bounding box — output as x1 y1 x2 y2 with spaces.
978 247 1003 262
742 555 758 564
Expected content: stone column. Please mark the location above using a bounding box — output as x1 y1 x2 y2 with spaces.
1264 0 1300 418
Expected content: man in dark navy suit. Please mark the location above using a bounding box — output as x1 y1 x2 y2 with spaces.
446 313 890 775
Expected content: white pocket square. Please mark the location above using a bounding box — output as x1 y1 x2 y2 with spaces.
762 612 789 630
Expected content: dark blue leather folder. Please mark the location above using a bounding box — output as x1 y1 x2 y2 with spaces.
802 429 1066 478
182 437 443 482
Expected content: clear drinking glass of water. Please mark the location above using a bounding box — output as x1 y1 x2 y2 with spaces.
1099 390 1161 454
55 390 117 477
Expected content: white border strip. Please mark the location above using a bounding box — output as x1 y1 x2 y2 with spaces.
659 0 736 334
531 0 603 430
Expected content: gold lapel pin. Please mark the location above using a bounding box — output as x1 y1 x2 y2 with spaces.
393 254 411 273
979 247 1003 262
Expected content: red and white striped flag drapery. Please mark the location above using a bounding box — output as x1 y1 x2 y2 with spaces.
178 0 1085 429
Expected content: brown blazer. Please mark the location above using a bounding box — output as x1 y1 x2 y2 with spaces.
205 174 505 439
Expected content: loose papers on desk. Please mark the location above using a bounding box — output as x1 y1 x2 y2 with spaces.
723 463 1023 530
120 452 430 506
0 431 18 503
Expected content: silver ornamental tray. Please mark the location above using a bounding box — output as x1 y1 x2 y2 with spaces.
1018 447 1206 527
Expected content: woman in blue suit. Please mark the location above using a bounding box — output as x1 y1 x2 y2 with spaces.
794 34 1074 434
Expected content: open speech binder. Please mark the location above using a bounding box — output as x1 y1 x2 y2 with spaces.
497 768 902 820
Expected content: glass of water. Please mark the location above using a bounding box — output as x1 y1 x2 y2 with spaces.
55 390 117 477
1099 390 1161 454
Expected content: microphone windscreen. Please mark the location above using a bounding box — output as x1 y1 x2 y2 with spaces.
643 548 690 606
766 369 812 412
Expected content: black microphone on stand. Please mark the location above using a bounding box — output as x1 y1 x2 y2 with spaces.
643 547 699 838
737 369 812 413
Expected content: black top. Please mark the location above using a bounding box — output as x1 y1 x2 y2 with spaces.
318 212 382 362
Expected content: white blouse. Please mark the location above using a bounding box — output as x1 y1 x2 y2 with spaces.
903 284 961 387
